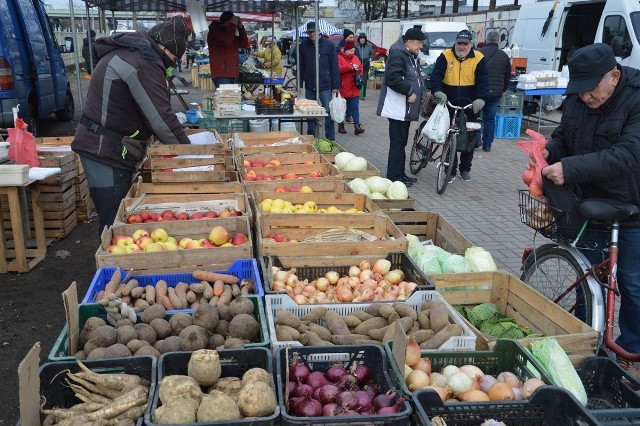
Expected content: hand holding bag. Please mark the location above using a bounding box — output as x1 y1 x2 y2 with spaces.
329 92 347 123
421 103 449 143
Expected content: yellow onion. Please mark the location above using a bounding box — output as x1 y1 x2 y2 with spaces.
429 372 448 388
359 260 371 270
315 277 329 292
458 389 490 402
325 271 339 285
405 336 421 367
359 269 374 282
497 372 521 388
423 386 450 402
406 369 430 391
459 365 484 380
522 378 545 399
487 382 516 401
272 280 286 291
348 265 361 277
385 269 405 285
413 358 432 375
372 259 391 275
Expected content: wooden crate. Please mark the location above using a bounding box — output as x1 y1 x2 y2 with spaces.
337 160 380 181
317 141 347 163
148 144 228 183
252 191 381 214
241 159 342 182
95 216 253 271
386 210 473 254
257 213 407 257
372 197 416 211
243 179 352 195
75 173 94 222
114 192 250 225
433 271 599 367
127 176 243 198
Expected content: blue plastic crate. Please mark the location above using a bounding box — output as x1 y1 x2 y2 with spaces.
81 258 264 305
263 77 285 85
495 113 523 139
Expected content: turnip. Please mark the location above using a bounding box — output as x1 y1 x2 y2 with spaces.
188 349 221 386
237 380 276 417
197 390 241 421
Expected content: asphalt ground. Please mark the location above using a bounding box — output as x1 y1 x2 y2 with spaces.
1 67 561 423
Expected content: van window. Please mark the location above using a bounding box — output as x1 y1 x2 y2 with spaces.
0 6 17 39
427 31 459 49
602 15 632 59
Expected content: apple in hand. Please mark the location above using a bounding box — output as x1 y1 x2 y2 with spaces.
127 213 143 224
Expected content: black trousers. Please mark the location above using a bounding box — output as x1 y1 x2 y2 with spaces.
386 118 411 181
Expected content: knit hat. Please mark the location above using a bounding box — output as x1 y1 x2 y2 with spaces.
343 29 354 39
403 28 426 41
358 33 366 40
149 16 188 58
343 41 356 51
220 11 234 24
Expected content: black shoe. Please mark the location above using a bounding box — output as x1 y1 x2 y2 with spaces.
402 174 417 183
475 140 482 149
400 177 414 186
483 147 491 152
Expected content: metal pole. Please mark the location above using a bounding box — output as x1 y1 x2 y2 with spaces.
294 5 299 91
86 2 95 74
69 0 83 107
314 0 319 99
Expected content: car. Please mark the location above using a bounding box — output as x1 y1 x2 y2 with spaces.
327 34 388 61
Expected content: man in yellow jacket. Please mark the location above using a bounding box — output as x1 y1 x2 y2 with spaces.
255 37 283 76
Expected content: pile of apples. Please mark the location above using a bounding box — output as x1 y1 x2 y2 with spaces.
242 170 324 181
258 198 363 214
106 225 249 254
264 232 292 243
126 207 241 224
273 185 313 193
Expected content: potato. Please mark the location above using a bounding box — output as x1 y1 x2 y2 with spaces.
126 339 149 354
135 323 157 345
105 343 132 358
214 320 229 337
207 334 225 349
150 318 171 340
300 307 328 322
324 311 350 335
307 323 333 342
86 347 107 360
228 297 254 317
159 375 202 405
160 336 183 353
237 380 276 417
393 302 418 320
217 304 232 321
180 325 208 351
140 304 166 324
154 395 198 423
188 349 221 386
354 317 388 335
116 325 137 345
229 314 259 341
197 390 241 421
169 313 193 335
223 337 244 349
91 325 117 347
276 310 302 330
241 368 271 387
79 317 107 346
192 304 219 333
135 345 161 358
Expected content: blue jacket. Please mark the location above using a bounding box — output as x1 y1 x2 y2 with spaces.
299 36 340 91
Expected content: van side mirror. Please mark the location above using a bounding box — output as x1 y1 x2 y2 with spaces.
61 37 74 53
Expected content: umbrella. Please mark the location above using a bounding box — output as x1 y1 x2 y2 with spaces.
540 0 559 40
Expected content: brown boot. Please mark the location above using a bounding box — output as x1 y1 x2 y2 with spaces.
354 124 365 135
338 123 347 134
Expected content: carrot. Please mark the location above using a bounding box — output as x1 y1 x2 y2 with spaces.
167 287 183 309
217 285 233 306
103 267 122 296
145 285 155 305
192 270 239 284
161 295 174 310
213 280 225 297
155 280 168 305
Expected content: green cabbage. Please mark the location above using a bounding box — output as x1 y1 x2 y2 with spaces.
442 254 471 274
386 181 409 199
370 192 386 199
316 138 333 152
465 247 498 272
348 178 370 195
331 146 342 153
467 303 498 326
335 152 356 170
365 176 392 194
423 245 451 263
406 234 425 260
417 252 442 275
343 156 368 171
479 317 525 339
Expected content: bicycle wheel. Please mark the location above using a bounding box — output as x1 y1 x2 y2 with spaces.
436 133 456 194
521 247 594 327
409 121 433 175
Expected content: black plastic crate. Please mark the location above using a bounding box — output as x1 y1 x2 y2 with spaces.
275 345 412 425
413 386 600 425
579 356 640 424
240 71 263 83
39 356 156 425
255 98 294 115
523 100 539 116
145 348 279 426
261 252 435 294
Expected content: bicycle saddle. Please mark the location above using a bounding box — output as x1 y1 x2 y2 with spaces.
579 198 640 222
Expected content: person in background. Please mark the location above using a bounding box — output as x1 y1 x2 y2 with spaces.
531 44 640 376
377 28 426 187
299 21 340 141
338 29 359 123
479 31 511 152
357 33 375 100
185 30 197 69
255 36 283 77
82 29 99 75
71 16 191 235
207 11 249 87
430 29 488 183
337 41 365 135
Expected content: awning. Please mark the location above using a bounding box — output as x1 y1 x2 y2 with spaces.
84 0 311 12
288 19 342 39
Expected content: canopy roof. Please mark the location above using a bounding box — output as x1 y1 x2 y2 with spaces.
288 19 341 38
84 0 312 12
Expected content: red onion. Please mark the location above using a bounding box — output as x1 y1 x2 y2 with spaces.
337 409 360 416
325 364 347 383
287 381 297 395
318 384 340 405
293 383 313 398
322 402 339 416
288 396 302 412
292 396 322 417
337 374 358 391
336 391 357 410
354 390 373 413
363 383 380 399
373 390 398 411
289 362 310 384
351 363 371 386
376 398 405 415
312 386 322 401
306 371 330 389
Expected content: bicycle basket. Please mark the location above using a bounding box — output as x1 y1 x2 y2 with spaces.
455 113 478 153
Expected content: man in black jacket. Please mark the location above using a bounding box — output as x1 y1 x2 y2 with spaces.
479 31 511 152
535 44 640 373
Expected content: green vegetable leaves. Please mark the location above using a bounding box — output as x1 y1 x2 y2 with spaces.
455 302 543 340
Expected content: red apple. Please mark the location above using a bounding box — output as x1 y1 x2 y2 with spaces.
161 209 176 220
111 234 130 246
190 212 205 220
201 239 216 248
281 173 297 180
176 212 189 220
140 211 152 221
243 173 256 181
218 207 235 218
126 213 143 224
243 159 251 167
289 186 302 192
309 171 323 178
251 160 266 167
137 236 154 250
204 211 218 219
231 232 249 245
274 185 288 192
154 216 165 222
304 160 314 165
106 244 128 254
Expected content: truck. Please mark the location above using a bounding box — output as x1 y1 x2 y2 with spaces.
0 0 75 136
511 0 640 73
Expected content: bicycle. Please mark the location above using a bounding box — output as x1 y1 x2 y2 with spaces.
409 101 481 194
282 64 298 92
519 190 640 361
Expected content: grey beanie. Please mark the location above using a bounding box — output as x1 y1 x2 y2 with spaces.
149 16 188 58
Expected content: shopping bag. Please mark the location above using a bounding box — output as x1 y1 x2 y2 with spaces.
421 103 449 143
7 117 39 167
329 92 346 123
517 129 549 196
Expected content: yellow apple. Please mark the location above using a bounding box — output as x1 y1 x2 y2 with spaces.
132 229 150 242
166 236 178 245
137 236 153 250
150 228 169 243
106 244 127 254
144 242 165 252
163 241 179 251
209 226 230 245
178 237 193 249
300 186 313 193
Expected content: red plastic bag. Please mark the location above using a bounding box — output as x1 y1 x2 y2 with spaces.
7 118 39 167
517 129 548 196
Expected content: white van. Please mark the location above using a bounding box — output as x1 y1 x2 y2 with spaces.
400 21 472 66
511 0 640 72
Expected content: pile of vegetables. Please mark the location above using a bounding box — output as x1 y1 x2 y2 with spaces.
349 176 410 200
407 235 497 275
334 152 369 172
274 299 464 349
454 303 544 340
153 349 277 423
40 360 150 425
93 267 255 313
76 297 261 359
286 360 405 417
315 138 343 153
270 258 419 303
402 342 546 403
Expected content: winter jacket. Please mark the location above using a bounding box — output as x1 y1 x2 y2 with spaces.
299 37 340 91
207 21 249 79
479 42 511 99
376 39 423 122
430 47 489 107
71 31 190 173
357 39 375 66
546 65 640 211
337 38 361 61
255 44 283 76
338 51 363 98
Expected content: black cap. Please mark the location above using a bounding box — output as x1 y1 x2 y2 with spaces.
403 28 426 41
220 11 234 23
149 16 188 58
566 43 618 95
455 30 472 44
343 29 354 39
306 22 316 32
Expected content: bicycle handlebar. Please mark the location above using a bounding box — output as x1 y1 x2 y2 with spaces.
446 101 473 111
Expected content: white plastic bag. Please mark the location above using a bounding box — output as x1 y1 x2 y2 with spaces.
329 92 346 123
421 103 449 143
